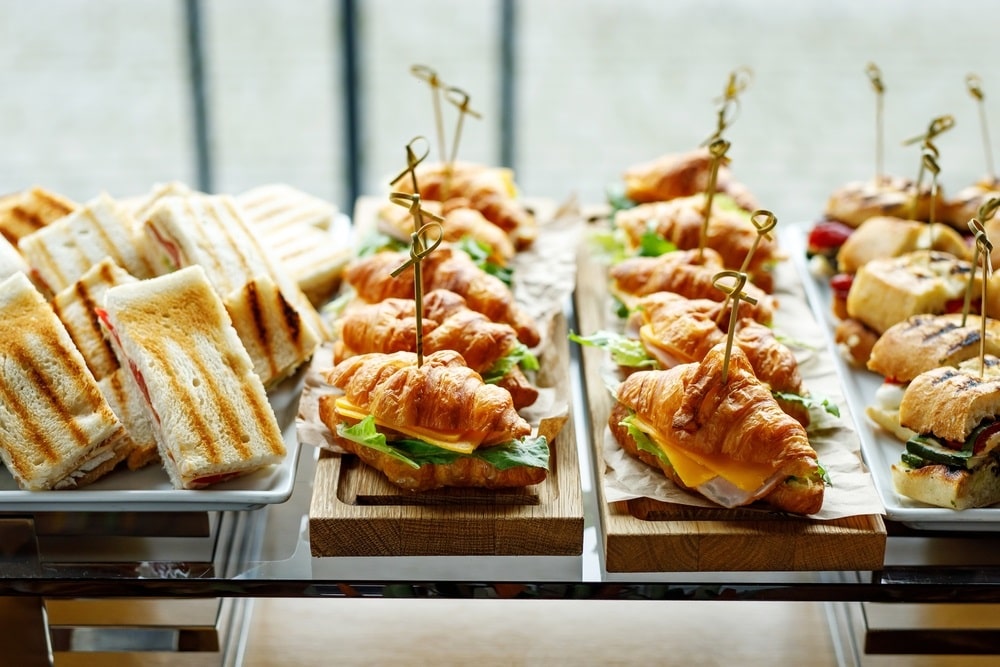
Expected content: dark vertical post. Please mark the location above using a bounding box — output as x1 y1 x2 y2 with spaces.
339 0 361 217
499 0 517 170
184 0 213 193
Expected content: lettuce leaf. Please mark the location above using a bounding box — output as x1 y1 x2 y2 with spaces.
456 236 513 286
569 330 658 369
336 415 550 471
637 228 678 257
772 390 840 418
357 231 408 257
620 413 672 470
483 343 540 384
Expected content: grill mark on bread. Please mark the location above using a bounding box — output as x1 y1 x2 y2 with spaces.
82 206 128 269
212 197 256 287
246 280 277 378
276 288 303 345
76 273 119 376
189 352 252 461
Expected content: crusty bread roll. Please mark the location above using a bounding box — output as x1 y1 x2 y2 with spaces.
899 356 1000 442
891 460 1000 510
824 176 940 228
836 216 969 275
868 313 1000 382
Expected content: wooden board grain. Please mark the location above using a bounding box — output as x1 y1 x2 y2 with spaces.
574 226 886 572
309 311 584 557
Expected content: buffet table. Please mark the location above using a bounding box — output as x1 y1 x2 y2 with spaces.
3 326 1000 665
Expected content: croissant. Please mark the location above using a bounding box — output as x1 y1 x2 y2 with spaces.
622 148 759 211
377 202 516 266
343 245 541 347
609 344 824 515
320 350 545 490
632 294 807 425
395 161 537 249
614 195 781 292
326 350 530 446
609 249 776 324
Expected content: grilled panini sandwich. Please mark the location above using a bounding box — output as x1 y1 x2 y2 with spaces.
0 186 76 245
0 233 28 281
97 265 287 489
143 193 322 386
19 192 156 296
0 271 127 490
237 184 352 306
51 257 137 381
892 356 1000 509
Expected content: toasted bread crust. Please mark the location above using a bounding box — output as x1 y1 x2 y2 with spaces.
899 358 1000 441
868 313 1000 382
891 459 1000 509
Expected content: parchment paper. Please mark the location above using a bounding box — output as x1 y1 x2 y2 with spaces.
596 252 885 520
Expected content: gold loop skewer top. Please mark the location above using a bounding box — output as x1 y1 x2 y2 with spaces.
387 191 445 240
968 73 985 101
712 270 757 384
443 86 482 192
866 62 885 93
967 218 995 377
903 114 956 147
697 138 731 262
389 135 431 190
978 196 1000 223
702 67 752 146
720 66 754 103
737 209 777 275
866 62 885 181
411 64 448 163
967 72 996 181
388 218 445 369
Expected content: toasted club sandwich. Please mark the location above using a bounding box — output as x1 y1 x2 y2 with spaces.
0 186 77 245
18 192 156 297
0 271 127 490
608 343 825 515
0 233 28 282
97 265 287 489
143 193 322 386
319 349 550 492
892 356 1000 509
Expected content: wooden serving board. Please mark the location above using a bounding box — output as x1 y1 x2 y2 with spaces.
575 230 886 572
309 312 584 557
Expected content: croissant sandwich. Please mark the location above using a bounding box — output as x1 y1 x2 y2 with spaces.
333 289 539 409
891 356 1000 509
621 148 759 211
343 244 540 347
608 344 825 515
319 349 549 491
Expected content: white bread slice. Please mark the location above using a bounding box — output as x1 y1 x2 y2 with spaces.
237 183 336 232
125 181 195 225
144 193 325 363
891 460 1000 509
0 186 77 245
19 192 156 296
0 233 28 281
99 265 286 488
98 368 159 470
0 271 127 489
51 258 137 381
224 274 319 388
237 184 351 306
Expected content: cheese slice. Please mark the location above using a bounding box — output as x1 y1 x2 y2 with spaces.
334 396 479 454
631 415 776 492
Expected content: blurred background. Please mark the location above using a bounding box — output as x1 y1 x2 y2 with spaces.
4 0 1000 224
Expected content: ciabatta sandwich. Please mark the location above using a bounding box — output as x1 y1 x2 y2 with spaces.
97 265 287 489
0 271 127 490
319 349 549 491
608 343 825 515
824 175 940 228
865 313 1000 441
891 356 1000 509
18 192 156 297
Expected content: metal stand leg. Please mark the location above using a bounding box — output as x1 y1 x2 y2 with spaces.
0 517 51 666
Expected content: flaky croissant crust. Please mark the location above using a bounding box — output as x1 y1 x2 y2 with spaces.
325 349 530 446
616 344 816 472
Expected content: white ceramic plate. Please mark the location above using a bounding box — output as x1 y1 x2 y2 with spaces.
0 377 305 512
788 224 1000 530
